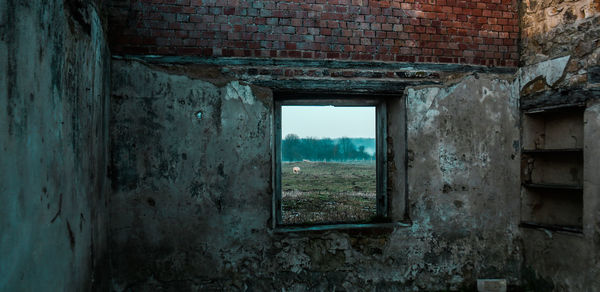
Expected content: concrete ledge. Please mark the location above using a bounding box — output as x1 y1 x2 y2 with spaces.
114 55 517 93
114 55 518 74
521 87 600 110
255 78 431 94
274 222 411 234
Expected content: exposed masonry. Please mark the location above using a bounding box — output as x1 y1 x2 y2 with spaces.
114 55 517 94
1 0 599 290
107 0 519 66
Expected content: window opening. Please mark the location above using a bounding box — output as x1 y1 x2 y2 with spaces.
281 106 376 224
274 97 388 227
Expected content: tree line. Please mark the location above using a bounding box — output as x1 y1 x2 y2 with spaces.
282 134 374 162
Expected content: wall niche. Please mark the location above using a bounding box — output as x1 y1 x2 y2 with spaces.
520 105 584 233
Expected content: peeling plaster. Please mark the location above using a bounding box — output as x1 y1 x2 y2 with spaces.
224 81 255 105
518 56 571 91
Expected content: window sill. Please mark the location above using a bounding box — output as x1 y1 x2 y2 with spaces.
274 222 411 234
519 221 584 236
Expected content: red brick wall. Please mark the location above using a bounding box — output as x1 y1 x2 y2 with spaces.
107 0 519 67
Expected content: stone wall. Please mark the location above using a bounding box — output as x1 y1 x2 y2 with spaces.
0 0 110 290
109 59 521 290
520 0 599 91
107 0 519 67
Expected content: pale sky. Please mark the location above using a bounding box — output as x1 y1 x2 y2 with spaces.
282 106 375 138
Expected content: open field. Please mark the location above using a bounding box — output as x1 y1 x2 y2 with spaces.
282 161 376 225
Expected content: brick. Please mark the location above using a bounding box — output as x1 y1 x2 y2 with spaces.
224 7 235 15
109 0 519 67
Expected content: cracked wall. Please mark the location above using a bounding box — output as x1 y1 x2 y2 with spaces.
109 59 522 290
0 0 110 290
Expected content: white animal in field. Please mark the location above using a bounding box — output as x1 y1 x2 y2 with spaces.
292 167 300 174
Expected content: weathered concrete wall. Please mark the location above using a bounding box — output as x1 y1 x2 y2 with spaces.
109 59 274 290
110 59 521 290
0 0 110 290
405 74 522 288
583 101 600 290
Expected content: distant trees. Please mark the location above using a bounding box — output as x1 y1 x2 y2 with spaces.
282 134 374 162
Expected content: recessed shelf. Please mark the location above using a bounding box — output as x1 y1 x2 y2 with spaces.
521 106 584 230
523 183 583 190
524 103 585 115
522 109 584 150
520 221 583 234
522 148 582 154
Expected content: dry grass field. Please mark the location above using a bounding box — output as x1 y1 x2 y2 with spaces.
282 161 376 225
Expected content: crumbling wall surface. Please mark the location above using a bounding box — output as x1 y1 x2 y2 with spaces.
109 59 275 290
110 60 521 290
405 74 522 287
520 232 591 291
0 0 110 291
520 0 600 90
583 101 600 290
